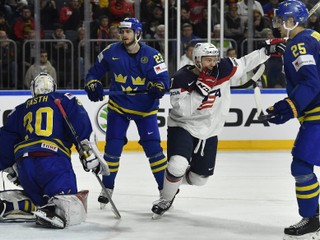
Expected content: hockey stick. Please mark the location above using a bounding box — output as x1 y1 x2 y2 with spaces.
54 98 121 219
231 63 265 89
309 1 320 18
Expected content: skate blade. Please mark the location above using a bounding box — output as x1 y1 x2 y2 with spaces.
34 211 65 229
283 229 320 240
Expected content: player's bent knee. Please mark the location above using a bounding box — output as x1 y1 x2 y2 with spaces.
52 190 89 226
167 155 189 178
187 171 209 186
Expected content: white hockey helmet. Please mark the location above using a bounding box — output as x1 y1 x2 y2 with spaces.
192 43 219 71
31 72 56 97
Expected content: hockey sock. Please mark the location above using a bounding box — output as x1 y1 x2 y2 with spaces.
102 154 120 189
162 170 182 201
148 153 167 190
296 175 319 217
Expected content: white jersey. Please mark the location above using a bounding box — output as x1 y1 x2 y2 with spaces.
168 48 269 140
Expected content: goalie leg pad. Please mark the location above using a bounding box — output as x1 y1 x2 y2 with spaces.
52 190 89 226
0 190 35 220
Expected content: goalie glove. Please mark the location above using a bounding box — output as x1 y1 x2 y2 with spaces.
4 163 20 186
264 38 286 56
196 68 217 96
266 98 298 125
85 79 104 102
78 139 101 175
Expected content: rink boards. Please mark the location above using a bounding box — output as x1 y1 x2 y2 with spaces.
0 89 298 151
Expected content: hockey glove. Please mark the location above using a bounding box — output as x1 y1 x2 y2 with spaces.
264 38 286 56
196 68 217 96
4 163 20 186
85 80 104 102
266 98 298 125
147 81 166 99
78 139 101 174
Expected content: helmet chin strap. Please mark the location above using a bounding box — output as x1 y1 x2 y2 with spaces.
283 21 299 39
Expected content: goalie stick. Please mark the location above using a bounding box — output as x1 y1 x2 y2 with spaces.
54 98 121 219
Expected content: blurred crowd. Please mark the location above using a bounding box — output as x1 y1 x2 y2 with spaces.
0 0 319 89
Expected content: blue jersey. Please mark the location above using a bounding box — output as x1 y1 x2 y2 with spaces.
0 92 92 170
86 42 170 117
284 29 320 122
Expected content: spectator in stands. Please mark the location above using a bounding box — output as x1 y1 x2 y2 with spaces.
40 0 59 30
308 13 320 33
13 5 44 43
91 15 110 52
224 3 245 54
211 0 221 27
108 25 120 40
0 30 16 88
79 0 103 23
74 27 85 87
109 0 134 26
193 7 212 39
50 23 69 51
253 9 271 38
237 0 264 23
0 11 12 38
186 0 207 24
59 0 83 30
24 49 57 88
49 23 71 86
153 24 165 55
226 47 238 58
0 1 13 21
179 43 194 69
180 23 200 55
263 0 280 23
143 4 164 39
212 24 233 57
260 28 285 88
140 0 162 24
99 0 110 17
181 6 191 25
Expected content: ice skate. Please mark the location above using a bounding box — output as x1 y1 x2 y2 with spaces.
151 189 179 220
283 215 320 240
34 207 66 229
98 188 113 209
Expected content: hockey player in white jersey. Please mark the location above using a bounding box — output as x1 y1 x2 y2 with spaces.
151 41 286 218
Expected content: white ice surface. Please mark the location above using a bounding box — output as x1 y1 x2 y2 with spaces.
0 151 314 240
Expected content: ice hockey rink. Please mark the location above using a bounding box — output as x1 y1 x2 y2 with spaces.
1 150 317 240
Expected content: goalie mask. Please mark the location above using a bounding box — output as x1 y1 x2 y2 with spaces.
192 43 220 72
31 72 56 97
119 17 143 42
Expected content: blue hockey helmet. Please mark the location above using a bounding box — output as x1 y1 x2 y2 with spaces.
274 0 309 26
119 18 143 34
